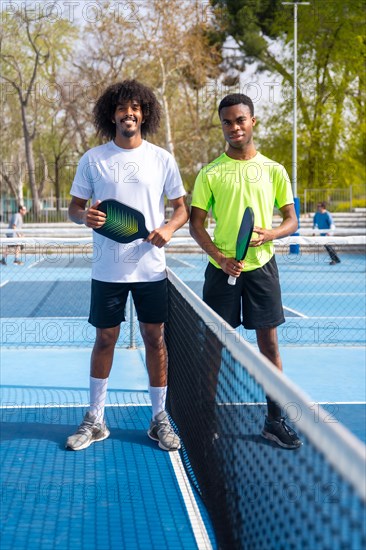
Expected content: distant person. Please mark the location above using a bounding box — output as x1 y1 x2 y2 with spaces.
1 205 27 265
66 80 188 452
313 202 341 265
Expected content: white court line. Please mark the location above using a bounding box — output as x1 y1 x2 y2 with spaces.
0 316 89 319
168 258 196 268
2 401 364 410
283 292 365 296
283 306 308 318
317 401 366 405
216 401 366 406
27 259 45 269
169 451 213 550
0 403 151 409
281 316 366 319
0 280 9 287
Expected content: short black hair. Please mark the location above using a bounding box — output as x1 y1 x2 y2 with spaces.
218 94 254 117
93 79 161 140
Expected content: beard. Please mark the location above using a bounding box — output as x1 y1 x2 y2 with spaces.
120 127 137 138
116 118 141 139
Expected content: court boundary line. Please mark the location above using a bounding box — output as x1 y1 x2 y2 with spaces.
27 259 45 269
283 292 365 296
283 306 307 318
169 451 213 550
215 401 366 406
317 401 366 405
1 401 365 410
0 403 151 409
283 315 366 319
167 258 196 268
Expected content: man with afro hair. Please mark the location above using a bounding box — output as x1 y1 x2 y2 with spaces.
67 80 188 452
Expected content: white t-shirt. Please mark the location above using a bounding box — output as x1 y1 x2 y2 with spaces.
70 140 185 282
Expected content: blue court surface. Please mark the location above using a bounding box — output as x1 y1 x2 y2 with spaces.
1 249 365 549
1 349 216 550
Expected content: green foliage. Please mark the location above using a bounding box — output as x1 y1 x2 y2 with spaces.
2 0 364 207
333 199 366 212
1 4 79 205
211 0 366 190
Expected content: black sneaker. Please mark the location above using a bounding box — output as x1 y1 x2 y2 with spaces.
1 258 6 265
261 416 302 449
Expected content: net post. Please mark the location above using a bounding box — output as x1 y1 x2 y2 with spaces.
289 196 300 254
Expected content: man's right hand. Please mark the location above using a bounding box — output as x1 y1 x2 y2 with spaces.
218 255 243 278
83 200 106 228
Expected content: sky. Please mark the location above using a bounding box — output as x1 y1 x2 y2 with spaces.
1 0 145 26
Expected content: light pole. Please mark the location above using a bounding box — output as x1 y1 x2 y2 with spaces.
282 1 310 253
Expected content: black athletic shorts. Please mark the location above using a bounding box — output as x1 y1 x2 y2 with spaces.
203 255 285 330
88 278 168 328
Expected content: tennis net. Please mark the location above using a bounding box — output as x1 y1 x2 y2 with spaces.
165 269 366 550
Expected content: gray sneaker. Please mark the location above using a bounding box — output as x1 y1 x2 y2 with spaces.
147 410 181 451
65 412 110 451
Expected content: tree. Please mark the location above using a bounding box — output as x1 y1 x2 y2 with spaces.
74 0 225 189
211 0 366 190
134 0 223 159
1 3 77 218
0 77 25 205
0 0 235 210
35 104 78 212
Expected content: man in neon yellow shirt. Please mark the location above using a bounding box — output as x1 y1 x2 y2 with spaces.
190 93 301 449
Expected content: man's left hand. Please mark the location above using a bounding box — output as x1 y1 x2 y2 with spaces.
250 226 273 247
145 226 174 248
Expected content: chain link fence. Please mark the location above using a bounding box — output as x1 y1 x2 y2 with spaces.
0 238 364 348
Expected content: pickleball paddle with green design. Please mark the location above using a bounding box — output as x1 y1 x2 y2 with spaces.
93 199 150 243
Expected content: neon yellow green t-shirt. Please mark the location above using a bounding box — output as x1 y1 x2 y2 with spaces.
191 152 294 271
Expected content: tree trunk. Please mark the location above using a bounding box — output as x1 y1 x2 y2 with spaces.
20 101 40 218
159 57 175 158
1 153 24 204
55 157 61 212
161 93 175 158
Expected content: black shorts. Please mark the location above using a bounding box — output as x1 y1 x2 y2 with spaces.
88 278 168 328
203 256 285 330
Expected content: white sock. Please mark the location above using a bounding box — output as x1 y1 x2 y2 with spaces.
148 385 167 419
89 376 108 423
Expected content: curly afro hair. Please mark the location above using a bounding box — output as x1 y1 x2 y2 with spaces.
93 79 161 140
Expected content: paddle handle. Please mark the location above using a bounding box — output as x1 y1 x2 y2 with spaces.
228 275 237 286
